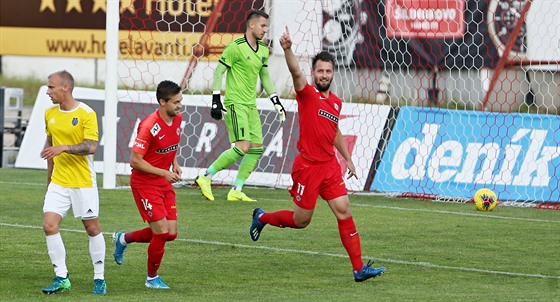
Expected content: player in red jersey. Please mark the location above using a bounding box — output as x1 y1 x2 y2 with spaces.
250 27 386 282
111 80 183 289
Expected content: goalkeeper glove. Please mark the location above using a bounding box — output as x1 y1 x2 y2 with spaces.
211 93 227 120
270 94 286 122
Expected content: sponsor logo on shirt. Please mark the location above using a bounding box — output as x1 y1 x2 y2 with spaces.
318 109 339 124
156 144 178 154
134 142 146 149
134 138 147 150
150 123 161 136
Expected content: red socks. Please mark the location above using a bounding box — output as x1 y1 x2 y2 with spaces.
124 229 176 277
338 217 363 272
261 212 364 272
167 233 177 242
260 212 363 272
124 228 177 243
147 232 168 278
126 227 153 243
260 210 297 228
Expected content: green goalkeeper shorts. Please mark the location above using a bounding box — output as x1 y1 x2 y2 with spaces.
224 103 263 144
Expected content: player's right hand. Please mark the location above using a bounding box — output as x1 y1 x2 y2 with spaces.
279 26 292 50
211 93 227 120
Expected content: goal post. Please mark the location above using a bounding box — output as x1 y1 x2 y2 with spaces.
102 0 559 205
103 0 119 189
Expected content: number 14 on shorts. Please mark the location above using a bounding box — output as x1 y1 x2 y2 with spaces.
141 198 153 210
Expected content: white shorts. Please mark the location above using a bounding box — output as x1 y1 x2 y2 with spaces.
43 183 100 219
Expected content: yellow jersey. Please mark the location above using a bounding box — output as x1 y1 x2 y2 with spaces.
45 102 98 188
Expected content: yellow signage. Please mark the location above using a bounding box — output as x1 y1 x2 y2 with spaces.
0 0 259 59
0 27 239 60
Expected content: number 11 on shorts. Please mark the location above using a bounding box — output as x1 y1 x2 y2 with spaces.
296 183 305 196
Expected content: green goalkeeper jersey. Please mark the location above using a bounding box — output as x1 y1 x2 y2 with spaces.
219 36 270 106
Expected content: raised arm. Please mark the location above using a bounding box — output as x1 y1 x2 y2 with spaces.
279 26 306 91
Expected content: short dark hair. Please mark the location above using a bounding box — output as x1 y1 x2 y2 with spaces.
311 51 335 70
156 80 181 103
49 70 75 89
246 9 269 26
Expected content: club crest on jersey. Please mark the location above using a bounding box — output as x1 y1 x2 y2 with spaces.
150 123 161 136
318 109 339 123
71 117 78 126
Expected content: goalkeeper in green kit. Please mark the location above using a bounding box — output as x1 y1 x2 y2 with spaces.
195 9 286 202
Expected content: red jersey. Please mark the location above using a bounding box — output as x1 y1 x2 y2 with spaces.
131 110 182 188
295 83 342 162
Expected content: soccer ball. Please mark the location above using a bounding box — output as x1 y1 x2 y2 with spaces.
473 188 498 211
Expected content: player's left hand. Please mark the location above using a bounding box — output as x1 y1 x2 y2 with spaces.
270 94 286 122
346 161 358 179
163 170 182 183
40 145 66 160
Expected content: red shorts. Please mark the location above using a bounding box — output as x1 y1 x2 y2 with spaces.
131 185 177 222
288 155 348 210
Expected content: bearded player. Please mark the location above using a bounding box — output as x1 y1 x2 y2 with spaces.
250 27 386 282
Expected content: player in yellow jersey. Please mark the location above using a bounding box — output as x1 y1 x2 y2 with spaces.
39 70 106 295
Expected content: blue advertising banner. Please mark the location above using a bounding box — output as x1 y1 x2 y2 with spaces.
371 107 560 202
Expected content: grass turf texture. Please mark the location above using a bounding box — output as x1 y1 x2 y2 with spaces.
0 168 559 301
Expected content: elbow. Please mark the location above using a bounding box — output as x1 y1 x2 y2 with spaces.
89 141 99 155
130 159 139 170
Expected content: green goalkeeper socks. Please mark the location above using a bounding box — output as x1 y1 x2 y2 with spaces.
206 146 245 177
234 147 264 189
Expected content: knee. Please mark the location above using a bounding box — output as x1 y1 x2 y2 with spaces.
237 146 250 154
294 218 311 229
83 219 101 236
167 233 177 241
42 221 59 235
249 146 264 156
84 225 101 237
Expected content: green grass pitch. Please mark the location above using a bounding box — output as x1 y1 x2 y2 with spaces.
0 168 559 301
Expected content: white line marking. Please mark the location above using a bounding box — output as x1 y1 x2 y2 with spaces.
2 180 558 224
351 203 560 223
0 181 560 223
2 222 558 280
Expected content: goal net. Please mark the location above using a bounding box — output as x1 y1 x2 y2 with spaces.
110 0 559 206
